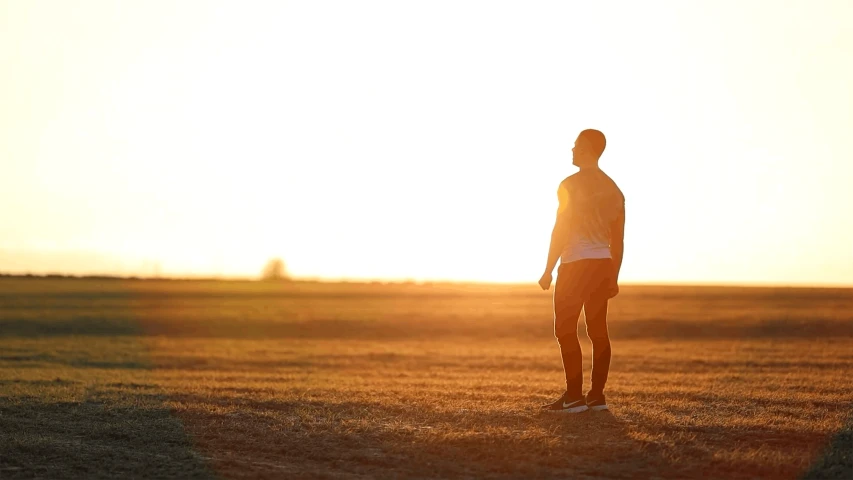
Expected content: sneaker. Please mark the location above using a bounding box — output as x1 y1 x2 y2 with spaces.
585 393 608 411
541 392 589 413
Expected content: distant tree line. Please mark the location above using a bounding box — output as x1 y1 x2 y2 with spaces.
1 258 295 282
0 273 149 280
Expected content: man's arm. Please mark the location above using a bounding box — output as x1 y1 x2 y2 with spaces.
539 185 570 290
544 211 569 276
608 207 625 295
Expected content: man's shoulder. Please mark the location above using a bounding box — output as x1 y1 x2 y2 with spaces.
597 170 625 200
558 173 582 190
561 170 625 202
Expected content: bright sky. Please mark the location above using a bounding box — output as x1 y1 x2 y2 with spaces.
2 0 852 285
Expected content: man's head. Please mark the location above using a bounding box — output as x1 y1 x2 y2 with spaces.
572 129 606 168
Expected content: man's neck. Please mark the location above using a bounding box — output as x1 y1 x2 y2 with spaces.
577 163 600 172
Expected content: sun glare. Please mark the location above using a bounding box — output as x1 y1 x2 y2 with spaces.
1 1 852 285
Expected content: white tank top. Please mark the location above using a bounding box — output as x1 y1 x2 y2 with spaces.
558 169 625 264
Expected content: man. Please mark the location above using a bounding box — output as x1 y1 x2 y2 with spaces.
538 129 625 413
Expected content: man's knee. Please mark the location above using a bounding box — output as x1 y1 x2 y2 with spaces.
557 333 581 351
586 324 610 344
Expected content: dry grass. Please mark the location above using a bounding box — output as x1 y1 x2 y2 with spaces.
1 278 851 479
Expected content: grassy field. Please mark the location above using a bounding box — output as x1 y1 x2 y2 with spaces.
1 278 851 479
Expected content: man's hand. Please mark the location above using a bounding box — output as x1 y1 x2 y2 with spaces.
538 271 553 291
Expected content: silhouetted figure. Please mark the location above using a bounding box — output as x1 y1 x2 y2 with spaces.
538 129 625 413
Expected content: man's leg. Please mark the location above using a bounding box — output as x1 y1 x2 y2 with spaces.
584 288 611 398
557 333 583 398
554 264 585 399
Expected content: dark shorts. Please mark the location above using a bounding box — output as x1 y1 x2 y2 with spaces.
553 258 614 338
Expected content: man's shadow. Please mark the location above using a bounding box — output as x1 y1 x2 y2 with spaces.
533 408 679 478
153 391 679 479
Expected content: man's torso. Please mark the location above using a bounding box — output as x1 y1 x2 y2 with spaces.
558 169 625 264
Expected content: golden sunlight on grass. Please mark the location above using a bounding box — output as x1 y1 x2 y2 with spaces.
1 278 851 478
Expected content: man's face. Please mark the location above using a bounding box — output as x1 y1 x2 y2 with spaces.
572 136 589 166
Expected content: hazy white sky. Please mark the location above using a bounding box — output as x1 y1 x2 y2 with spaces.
2 0 852 285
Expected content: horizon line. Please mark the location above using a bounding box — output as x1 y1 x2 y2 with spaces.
1 272 851 290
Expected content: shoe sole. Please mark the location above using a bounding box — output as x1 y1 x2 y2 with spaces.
546 405 589 413
589 405 609 411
